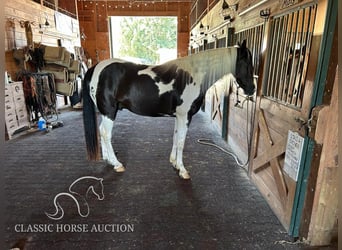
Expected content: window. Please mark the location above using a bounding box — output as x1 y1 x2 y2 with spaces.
234 23 264 76
43 0 56 10
110 16 177 64
263 4 317 108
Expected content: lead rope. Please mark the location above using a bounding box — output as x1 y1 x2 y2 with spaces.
197 138 248 170
197 76 257 172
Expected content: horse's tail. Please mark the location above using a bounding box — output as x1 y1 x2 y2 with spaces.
82 66 100 161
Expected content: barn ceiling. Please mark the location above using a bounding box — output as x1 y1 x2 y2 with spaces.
77 0 193 2
76 0 194 9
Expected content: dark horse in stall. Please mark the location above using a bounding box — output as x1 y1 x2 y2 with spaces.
82 40 255 179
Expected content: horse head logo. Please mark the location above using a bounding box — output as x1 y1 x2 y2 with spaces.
45 176 104 220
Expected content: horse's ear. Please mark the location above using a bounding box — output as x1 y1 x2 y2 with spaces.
241 40 247 49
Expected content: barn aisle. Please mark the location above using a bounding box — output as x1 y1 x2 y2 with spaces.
5 108 302 250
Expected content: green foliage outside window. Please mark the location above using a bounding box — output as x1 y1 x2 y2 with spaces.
117 17 177 64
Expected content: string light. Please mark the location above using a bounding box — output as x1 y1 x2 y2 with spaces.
77 0 192 18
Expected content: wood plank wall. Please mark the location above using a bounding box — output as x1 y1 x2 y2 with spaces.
306 67 338 246
4 0 81 80
193 0 319 163
194 0 338 246
191 0 318 35
77 1 191 64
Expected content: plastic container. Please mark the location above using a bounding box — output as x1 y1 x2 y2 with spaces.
38 117 46 130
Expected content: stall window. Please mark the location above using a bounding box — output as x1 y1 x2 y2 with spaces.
263 4 317 108
234 23 264 76
31 0 56 10
43 0 56 10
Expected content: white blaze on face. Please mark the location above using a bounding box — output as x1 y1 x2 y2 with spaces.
138 67 174 96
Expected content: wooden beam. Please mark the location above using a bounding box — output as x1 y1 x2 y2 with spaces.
259 109 273 145
252 108 288 208
269 157 288 207
253 139 286 171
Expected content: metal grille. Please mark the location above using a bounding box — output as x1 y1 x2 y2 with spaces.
263 4 317 108
217 37 226 48
234 24 264 76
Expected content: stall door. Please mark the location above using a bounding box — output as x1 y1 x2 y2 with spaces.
250 3 320 230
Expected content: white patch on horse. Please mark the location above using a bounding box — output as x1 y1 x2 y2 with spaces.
176 80 201 115
138 67 157 78
138 67 174 96
89 58 126 105
156 79 175 95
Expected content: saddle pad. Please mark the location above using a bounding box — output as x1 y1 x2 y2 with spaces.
68 59 80 74
41 65 69 84
44 46 71 68
44 46 64 62
56 81 75 96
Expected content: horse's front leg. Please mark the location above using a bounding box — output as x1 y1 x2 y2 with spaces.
99 116 125 172
173 115 190 179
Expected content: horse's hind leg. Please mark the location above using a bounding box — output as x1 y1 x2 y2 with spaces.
169 118 178 168
99 115 125 172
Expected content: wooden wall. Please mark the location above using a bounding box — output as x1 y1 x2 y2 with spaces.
191 0 327 165
77 1 192 64
193 0 337 246
4 0 81 80
191 0 320 35
306 66 338 246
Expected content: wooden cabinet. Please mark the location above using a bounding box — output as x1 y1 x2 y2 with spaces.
5 82 30 139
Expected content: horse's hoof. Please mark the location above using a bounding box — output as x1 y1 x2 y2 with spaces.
114 166 125 173
179 171 191 180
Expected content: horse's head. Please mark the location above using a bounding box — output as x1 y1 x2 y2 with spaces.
235 40 255 95
87 177 105 201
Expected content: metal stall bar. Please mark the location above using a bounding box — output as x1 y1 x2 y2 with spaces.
272 15 285 99
276 14 288 100
264 3 317 108
294 5 316 107
281 11 295 102
267 18 277 97
286 10 300 104
234 24 264 76
290 8 306 105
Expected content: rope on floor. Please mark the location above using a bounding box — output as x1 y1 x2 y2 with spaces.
196 95 256 172
196 138 248 172
274 239 306 246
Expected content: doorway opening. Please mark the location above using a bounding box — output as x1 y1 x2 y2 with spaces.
110 16 177 64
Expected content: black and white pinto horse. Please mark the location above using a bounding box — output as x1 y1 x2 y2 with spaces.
82 40 255 179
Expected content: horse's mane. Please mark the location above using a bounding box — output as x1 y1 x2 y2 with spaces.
159 46 238 92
